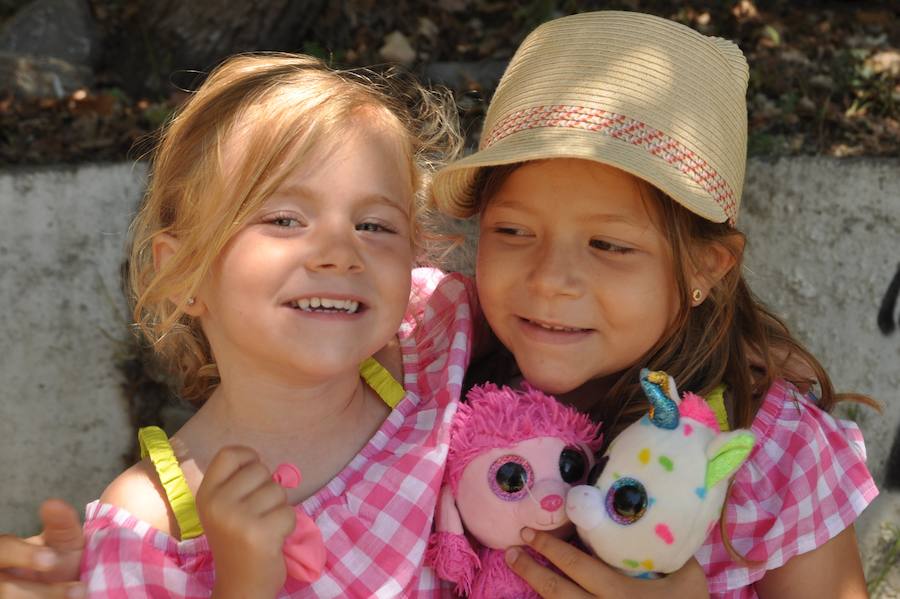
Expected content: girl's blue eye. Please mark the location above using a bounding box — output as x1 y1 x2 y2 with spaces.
271 216 301 227
590 239 633 254
356 222 395 234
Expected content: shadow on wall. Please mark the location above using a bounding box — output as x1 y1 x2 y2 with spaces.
879 264 900 490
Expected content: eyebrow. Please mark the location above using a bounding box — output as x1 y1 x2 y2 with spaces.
270 185 409 214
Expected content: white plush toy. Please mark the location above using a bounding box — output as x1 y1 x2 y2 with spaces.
566 369 755 578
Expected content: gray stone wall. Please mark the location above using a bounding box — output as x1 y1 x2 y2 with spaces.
1 161 898 575
0 163 144 536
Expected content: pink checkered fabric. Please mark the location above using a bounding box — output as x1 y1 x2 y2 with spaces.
81 268 475 598
696 380 878 598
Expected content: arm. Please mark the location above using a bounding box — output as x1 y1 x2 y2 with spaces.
0 499 86 598
505 528 709 599
754 526 867 599
197 446 296 599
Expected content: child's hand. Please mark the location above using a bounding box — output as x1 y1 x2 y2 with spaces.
197 446 296 598
0 498 86 598
505 528 709 598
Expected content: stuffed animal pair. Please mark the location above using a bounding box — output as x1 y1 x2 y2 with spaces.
427 370 755 597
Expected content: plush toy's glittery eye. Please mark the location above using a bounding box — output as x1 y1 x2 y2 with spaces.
587 455 609 486
559 447 588 483
605 477 648 525
489 455 533 500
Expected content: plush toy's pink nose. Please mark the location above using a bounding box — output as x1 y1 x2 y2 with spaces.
540 494 564 512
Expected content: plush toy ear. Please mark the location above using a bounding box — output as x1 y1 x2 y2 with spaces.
705 431 755 490
434 485 465 535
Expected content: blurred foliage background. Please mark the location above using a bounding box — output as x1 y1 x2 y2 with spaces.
0 1 897 162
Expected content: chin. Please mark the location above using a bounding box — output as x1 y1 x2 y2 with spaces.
518 365 584 396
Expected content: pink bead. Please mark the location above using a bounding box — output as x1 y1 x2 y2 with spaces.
273 463 302 489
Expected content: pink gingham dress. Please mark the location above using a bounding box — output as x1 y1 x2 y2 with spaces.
80 268 474 598
696 380 878 598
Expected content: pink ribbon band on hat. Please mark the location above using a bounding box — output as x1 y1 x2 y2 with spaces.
484 104 738 226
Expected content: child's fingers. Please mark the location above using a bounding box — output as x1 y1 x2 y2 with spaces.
243 480 290 516
260 503 297 539
0 535 55 574
0 572 86 599
200 446 262 493
517 528 620 597
210 460 274 506
504 545 592 599
37 499 84 552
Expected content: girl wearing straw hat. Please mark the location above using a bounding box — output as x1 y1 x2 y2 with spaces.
431 10 876 599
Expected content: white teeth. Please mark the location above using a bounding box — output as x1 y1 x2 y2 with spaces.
534 320 580 332
292 297 361 313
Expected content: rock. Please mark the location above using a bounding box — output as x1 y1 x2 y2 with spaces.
418 17 439 42
379 31 416 67
866 50 900 77
0 51 92 98
0 0 100 68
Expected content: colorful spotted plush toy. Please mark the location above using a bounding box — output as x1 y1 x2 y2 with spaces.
566 369 756 578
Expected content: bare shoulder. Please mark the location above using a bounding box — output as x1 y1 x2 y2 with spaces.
99 459 179 536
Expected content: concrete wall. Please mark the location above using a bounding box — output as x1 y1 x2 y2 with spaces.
0 163 145 536
1 159 898 548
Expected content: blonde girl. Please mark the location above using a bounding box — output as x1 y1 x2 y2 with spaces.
3 52 476 598
430 11 876 599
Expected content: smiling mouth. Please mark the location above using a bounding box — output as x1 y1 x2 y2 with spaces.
287 296 364 314
521 317 591 333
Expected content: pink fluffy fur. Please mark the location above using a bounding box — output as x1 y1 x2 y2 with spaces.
446 384 602 494
678 391 720 431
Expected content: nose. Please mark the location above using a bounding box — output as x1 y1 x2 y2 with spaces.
526 240 580 298
540 494 564 512
306 220 364 274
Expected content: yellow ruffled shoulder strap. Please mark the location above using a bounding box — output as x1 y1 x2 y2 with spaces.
705 384 730 432
138 426 204 540
359 357 405 409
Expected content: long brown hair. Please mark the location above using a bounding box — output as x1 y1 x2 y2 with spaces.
465 162 877 438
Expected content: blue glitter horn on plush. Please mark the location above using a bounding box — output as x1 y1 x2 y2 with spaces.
640 368 679 430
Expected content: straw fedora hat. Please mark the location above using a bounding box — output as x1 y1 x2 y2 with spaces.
431 11 749 225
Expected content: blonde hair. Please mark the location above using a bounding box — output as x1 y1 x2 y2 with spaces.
128 53 461 403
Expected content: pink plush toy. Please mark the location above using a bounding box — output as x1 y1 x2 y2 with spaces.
426 384 602 598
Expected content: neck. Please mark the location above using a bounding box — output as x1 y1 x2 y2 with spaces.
203 367 365 439
555 376 615 413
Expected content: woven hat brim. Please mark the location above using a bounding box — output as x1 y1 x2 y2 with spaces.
432 127 728 223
